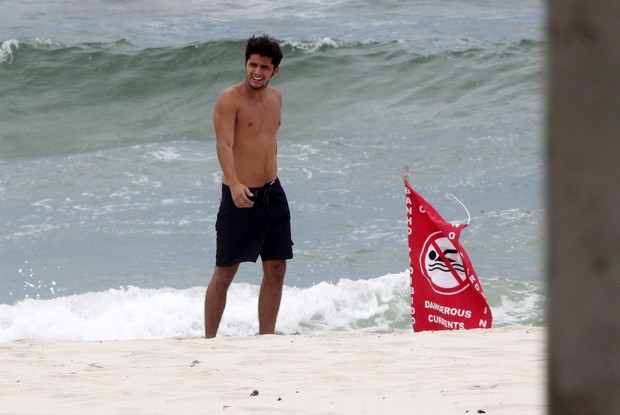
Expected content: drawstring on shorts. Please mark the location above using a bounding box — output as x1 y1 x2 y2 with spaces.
252 180 277 209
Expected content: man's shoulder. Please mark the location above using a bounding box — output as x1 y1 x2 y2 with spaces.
268 85 282 97
219 83 244 98
215 83 244 109
265 85 282 104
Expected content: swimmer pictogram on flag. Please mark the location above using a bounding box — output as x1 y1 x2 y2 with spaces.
404 168 492 332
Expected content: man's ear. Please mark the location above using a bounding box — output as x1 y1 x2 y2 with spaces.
273 67 280 77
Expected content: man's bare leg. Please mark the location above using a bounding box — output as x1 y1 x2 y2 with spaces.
258 260 286 335
204 264 239 338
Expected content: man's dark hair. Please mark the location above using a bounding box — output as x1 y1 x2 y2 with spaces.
245 35 283 69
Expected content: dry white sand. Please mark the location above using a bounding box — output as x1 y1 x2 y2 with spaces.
0 325 545 415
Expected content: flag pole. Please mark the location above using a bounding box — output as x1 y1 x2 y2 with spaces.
403 165 410 184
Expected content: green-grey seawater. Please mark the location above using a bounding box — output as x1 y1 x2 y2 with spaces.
0 0 545 339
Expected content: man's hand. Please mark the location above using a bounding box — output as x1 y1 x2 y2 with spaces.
230 183 254 208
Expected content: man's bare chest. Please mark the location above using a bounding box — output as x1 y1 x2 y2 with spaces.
236 105 281 136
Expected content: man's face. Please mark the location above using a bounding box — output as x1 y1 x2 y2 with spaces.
245 54 279 91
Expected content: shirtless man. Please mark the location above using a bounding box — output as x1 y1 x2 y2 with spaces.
204 35 293 338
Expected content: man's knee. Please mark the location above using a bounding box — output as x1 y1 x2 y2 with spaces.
263 260 287 281
211 265 239 289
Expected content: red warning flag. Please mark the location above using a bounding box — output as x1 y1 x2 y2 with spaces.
405 176 492 332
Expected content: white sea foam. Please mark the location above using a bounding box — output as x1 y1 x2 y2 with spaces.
144 144 214 162
0 39 19 63
0 38 65 63
285 37 345 53
0 272 543 343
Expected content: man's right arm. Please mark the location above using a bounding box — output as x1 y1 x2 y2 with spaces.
214 89 254 208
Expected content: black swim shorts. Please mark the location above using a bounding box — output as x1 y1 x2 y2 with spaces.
215 178 294 267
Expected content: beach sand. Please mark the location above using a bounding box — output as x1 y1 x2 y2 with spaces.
0 325 545 415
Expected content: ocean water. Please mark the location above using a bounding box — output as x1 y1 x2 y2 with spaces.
0 0 546 341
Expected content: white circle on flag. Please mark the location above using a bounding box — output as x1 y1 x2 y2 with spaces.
419 232 468 295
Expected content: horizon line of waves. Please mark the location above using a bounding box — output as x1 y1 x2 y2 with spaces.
1 36 544 60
